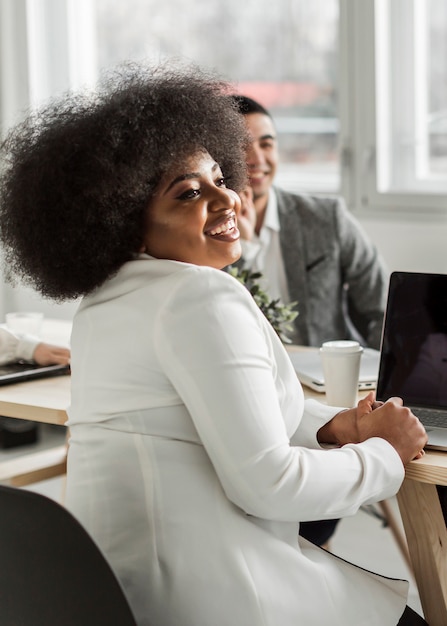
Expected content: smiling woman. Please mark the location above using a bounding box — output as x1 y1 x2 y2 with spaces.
0 61 428 626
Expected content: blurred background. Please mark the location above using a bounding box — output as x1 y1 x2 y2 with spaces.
1 0 446 318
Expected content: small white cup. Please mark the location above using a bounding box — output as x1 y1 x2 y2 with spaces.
5 312 44 338
320 340 363 407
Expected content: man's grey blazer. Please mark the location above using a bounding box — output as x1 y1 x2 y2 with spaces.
236 187 389 349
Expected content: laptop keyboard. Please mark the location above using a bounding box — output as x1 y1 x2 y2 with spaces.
413 407 447 429
0 362 40 376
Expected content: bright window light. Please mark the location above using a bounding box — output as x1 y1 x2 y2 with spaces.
375 0 447 194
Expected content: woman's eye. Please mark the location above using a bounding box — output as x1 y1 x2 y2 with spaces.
216 177 227 188
177 188 200 200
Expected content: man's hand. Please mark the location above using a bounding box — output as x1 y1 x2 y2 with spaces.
237 187 257 241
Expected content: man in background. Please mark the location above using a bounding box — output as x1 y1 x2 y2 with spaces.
231 95 388 350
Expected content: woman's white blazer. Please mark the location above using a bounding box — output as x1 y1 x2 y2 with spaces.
66 256 407 626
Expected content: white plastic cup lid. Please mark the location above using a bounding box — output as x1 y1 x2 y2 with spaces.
320 340 363 353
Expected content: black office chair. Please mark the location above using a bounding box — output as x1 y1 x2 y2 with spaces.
0 485 137 626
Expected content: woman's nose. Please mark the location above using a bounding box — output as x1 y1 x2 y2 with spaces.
209 187 240 212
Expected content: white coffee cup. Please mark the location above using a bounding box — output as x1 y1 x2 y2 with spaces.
319 340 363 407
5 312 44 338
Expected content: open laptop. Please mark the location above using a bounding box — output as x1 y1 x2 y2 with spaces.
376 271 447 451
0 361 70 386
288 347 380 393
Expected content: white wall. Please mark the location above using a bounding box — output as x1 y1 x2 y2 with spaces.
359 214 447 275
1 284 79 321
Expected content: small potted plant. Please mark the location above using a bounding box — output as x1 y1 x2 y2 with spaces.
228 267 298 343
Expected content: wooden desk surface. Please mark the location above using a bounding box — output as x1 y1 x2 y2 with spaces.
0 374 70 425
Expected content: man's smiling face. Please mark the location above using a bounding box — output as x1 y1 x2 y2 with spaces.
243 112 278 207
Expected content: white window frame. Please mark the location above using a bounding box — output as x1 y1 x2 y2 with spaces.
0 0 97 134
340 0 447 217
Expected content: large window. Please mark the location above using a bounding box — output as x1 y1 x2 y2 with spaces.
375 0 447 195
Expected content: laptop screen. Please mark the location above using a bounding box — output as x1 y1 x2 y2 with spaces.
376 271 447 409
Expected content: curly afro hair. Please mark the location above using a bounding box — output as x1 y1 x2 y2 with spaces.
0 62 248 300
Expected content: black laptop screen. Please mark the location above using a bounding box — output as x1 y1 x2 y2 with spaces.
376 271 447 409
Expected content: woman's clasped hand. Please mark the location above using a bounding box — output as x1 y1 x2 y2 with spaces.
318 390 428 463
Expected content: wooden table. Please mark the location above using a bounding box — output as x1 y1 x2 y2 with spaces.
397 456 447 625
1 336 447 624
0 374 70 426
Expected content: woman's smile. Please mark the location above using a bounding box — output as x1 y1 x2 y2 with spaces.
205 212 238 241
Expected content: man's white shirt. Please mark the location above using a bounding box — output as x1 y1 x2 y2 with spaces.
240 188 291 304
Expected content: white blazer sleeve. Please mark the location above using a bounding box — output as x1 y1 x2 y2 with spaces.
155 267 404 522
0 328 38 365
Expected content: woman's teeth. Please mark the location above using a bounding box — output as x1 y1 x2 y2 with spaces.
208 218 235 236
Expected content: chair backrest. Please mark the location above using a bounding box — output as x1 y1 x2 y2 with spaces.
0 485 137 626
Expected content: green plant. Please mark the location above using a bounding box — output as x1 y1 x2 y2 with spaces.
228 267 298 343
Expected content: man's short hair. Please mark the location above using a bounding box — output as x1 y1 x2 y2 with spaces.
230 95 272 118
